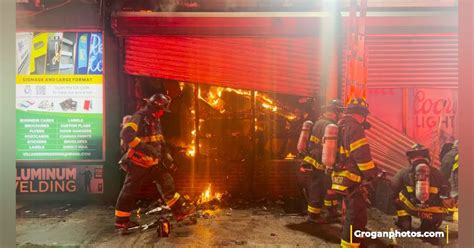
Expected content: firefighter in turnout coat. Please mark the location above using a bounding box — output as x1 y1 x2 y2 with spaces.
392 144 454 231
331 97 380 248
115 94 196 231
298 100 344 223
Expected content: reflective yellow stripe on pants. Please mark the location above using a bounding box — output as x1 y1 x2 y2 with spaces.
308 205 321 214
341 239 360 248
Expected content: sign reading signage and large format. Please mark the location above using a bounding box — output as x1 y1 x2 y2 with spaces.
16 32 104 161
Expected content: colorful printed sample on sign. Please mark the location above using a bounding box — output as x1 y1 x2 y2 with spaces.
15 32 104 161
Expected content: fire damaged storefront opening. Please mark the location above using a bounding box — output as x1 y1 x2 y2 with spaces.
126 76 318 201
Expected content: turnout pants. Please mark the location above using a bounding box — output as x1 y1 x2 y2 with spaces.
115 162 179 223
297 167 337 217
341 188 367 248
396 202 444 231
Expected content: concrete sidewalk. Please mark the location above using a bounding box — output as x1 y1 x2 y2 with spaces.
16 204 458 247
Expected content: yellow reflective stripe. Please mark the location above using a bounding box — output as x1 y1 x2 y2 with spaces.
123 122 138 132
397 210 409 216
128 137 141 148
307 205 321 214
324 200 338 206
455 154 459 161
406 186 438 194
448 207 458 212
399 192 447 214
357 161 375 171
115 210 131 217
332 184 348 192
166 192 181 207
421 206 447 214
310 135 320 144
341 239 360 248
303 156 325 170
333 170 362 183
339 146 344 154
142 134 164 143
350 138 368 152
339 146 350 157
429 187 439 194
128 149 160 167
453 162 459 171
399 192 417 211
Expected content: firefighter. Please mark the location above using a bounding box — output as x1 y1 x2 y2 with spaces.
297 99 344 224
440 140 458 200
115 93 196 231
331 97 380 248
440 140 459 220
391 144 454 231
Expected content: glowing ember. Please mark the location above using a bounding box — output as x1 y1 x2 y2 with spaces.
198 184 223 204
285 153 296 160
186 145 196 157
136 208 141 219
199 88 225 113
225 88 251 96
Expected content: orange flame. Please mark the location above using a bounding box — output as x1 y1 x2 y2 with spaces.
285 153 296 160
198 184 223 204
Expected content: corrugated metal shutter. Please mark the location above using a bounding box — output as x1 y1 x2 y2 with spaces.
124 36 320 96
366 115 441 179
366 33 458 88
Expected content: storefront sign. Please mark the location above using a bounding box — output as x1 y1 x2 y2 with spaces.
16 165 104 194
409 88 458 148
16 32 104 161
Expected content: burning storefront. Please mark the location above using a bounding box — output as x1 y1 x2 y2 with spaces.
125 76 317 200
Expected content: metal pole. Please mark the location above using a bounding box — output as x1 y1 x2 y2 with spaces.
249 91 257 195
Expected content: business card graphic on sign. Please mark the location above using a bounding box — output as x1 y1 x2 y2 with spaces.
16 165 104 194
15 32 104 161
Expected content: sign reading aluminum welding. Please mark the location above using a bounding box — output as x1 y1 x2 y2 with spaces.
15 32 104 161
16 166 104 193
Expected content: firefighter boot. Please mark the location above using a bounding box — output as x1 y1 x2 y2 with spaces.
171 197 196 222
394 215 412 231
323 207 340 222
309 211 340 224
306 213 323 224
420 219 442 232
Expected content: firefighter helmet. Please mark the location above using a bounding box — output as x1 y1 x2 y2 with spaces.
323 99 344 113
406 144 430 164
145 93 172 112
345 97 370 116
